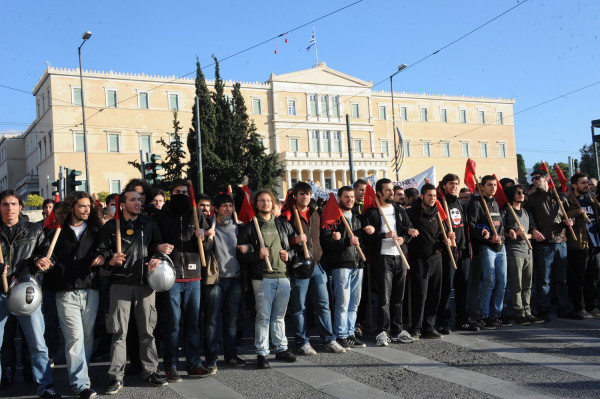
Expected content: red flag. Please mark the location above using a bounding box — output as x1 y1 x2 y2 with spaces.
43 209 60 230
54 193 60 203
493 174 509 208
436 183 445 200
539 162 555 190
280 191 294 221
320 193 344 229
113 195 120 220
363 183 376 213
435 199 447 221
464 159 477 193
238 185 256 224
188 184 198 207
554 164 568 193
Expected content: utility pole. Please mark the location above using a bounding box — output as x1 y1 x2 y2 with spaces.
196 97 204 193
346 114 355 184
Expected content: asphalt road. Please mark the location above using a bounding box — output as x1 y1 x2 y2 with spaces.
2 314 599 399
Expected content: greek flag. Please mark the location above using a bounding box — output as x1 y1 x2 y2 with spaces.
306 28 316 51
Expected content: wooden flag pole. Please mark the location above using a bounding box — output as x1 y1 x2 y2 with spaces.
45 227 62 259
252 216 273 272
506 203 533 251
228 185 239 224
472 175 498 237
374 197 410 270
441 197 456 247
115 218 122 254
292 205 311 259
569 191 592 224
338 215 367 262
187 180 207 266
0 246 7 293
550 186 577 241
208 216 216 241
436 212 457 270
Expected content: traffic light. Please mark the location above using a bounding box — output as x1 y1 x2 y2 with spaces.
66 168 83 194
51 180 60 196
144 154 163 185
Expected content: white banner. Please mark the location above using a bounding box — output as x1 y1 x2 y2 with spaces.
308 166 437 199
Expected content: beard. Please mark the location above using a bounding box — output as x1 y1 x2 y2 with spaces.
340 202 352 211
384 197 394 204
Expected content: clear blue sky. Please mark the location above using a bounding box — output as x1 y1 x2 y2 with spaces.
1 0 598 170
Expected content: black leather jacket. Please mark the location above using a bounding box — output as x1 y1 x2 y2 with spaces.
320 210 365 270
0 218 47 281
44 223 101 291
237 217 295 281
525 189 569 244
97 215 163 285
152 204 213 280
364 204 413 255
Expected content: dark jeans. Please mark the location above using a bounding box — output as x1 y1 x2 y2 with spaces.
410 255 442 331
584 248 600 311
436 250 456 328
375 255 407 334
533 242 571 314
467 254 482 320
94 275 112 353
1 314 31 373
454 255 471 325
567 249 588 312
203 278 242 364
42 289 61 357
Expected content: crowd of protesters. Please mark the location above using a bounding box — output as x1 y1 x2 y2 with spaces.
1 167 599 398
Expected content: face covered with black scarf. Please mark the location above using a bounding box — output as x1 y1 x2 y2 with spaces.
169 194 191 215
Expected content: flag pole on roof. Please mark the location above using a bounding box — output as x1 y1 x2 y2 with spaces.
307 26 318 65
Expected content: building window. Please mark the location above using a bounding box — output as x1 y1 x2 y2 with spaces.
420 107 428 122
108 134 120 152
440 108 448 123
497 111 504 125
287 99 296 115
422 142 431 157
106 90 118 108
400 106 408 121
379 105 387 120
322 130 330 152
459 109 467 123
480 142 488 158
310 131 320 152
498 143 507 158
403 141 411 157
332 131 341 152
461 142 470 157
320 95 328 116
442 142 450 157
72 87 82 106
353 139 363 153
381 141 389 156
478 110 485 124
169 93 179 111
325 178 332 190
252 98 262 115
351 103 360 118
74 133 84 152
289 138 299 152
331 96 340 117
110 180 121 194
139 92 149 109
140 135 151 154
309 95 317 116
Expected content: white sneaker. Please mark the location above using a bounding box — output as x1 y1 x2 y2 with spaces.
324 340 346 353
576 309 594 319
391 330 415 344
589 308 600 317
298 342 317 356
376 331 389 347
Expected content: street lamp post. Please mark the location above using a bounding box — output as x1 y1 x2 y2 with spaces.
390 63 407 181
78 31 92 193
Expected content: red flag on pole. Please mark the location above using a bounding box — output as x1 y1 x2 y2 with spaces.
320 193 344 229
43 209 60 230
464 159 477 193
280 191 294 221
553 164 568 193
188 184 198 207
54 193 60 203
113 195 120 220
436 183 445 200
435 199 447 221
493 174 509 208
539 162 556 190
363 183 376 213
238 185 256 224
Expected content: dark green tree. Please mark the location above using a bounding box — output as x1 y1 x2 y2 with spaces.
155 111 187 190
187 57 217 194
579 143 599 179
516 154 528 185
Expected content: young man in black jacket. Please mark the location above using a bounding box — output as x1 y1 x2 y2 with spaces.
45 192 104 399
98 189 170 394
407 184 453 340
364 178 417 346
237 190 297 369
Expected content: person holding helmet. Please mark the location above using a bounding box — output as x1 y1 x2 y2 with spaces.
0 190 60 398
152 178 214 380
97 188 171 395
43 192 105 399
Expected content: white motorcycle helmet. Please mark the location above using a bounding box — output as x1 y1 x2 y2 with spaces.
7 275 42 316
146 253 176 292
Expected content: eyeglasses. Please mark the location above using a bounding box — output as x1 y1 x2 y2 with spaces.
532 176 542 181
515 190 525 195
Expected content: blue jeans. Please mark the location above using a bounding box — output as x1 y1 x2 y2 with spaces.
164 280 202 372
331 268 363 339
478 245 507 318
55 289 99 394
203 278 242 364
0 293 7 381
12 302 54 396
290 264 335 346
533 242 571 313
252 278 290 356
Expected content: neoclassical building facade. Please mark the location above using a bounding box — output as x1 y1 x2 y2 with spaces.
5 63 516 198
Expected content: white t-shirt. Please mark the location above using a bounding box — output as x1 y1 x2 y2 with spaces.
70 222 87 241
380 205 400 256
